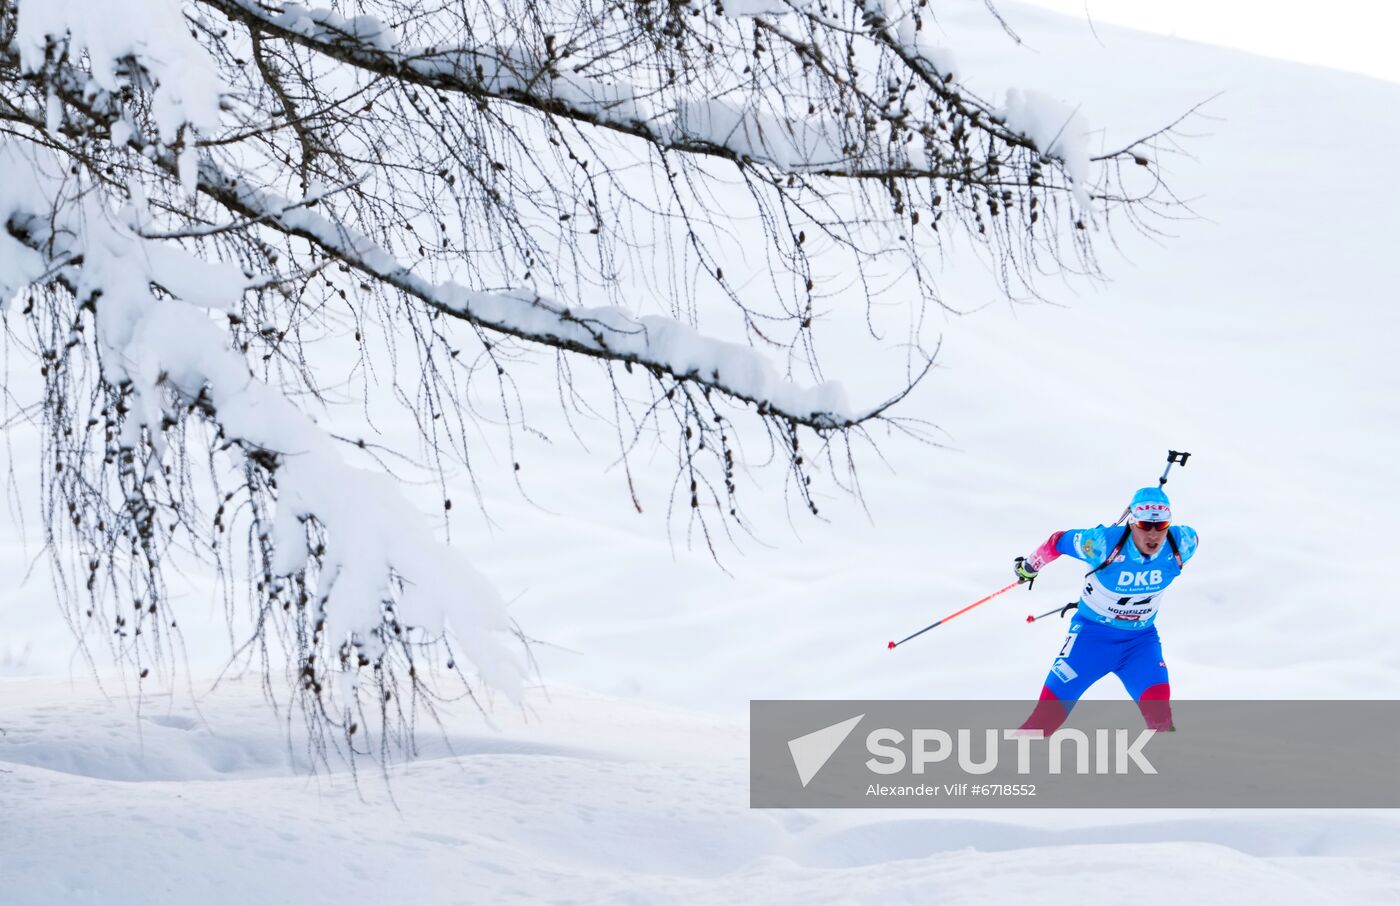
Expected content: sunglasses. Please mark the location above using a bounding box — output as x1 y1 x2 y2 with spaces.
1134 521 1170 532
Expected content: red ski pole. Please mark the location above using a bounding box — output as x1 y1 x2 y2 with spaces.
887 580 1022 650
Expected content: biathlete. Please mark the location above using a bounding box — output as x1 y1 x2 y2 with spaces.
1013 486 1198 733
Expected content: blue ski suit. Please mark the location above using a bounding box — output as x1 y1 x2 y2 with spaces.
1022 524 1199 733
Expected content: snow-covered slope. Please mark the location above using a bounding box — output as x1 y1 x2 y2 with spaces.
3 1 1398 903
4 677 1399 905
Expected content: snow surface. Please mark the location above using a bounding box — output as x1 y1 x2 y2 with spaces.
3 677 1399 905
3 1 1400 903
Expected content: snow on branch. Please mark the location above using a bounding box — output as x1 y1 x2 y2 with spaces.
15 0 222 137
1 142 525 706
192 0 1132 190
8 37 874 429
195 0 859 174
192 160 867 429
997 90 1092 212
15 0 224 195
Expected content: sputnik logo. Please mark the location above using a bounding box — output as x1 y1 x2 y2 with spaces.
787 714 864 787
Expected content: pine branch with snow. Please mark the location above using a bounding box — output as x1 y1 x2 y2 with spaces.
0 0 1192 762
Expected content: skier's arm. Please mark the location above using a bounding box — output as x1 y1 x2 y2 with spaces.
1174 525 1200 563
1014 531 1066 584
1014 528 1106 583
1030 531 1069 570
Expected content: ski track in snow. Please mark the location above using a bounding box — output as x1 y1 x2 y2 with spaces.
3 0 1400 903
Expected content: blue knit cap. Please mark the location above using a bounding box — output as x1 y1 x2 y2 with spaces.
1128 487 1172 523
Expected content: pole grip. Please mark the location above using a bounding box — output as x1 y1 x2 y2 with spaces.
1159 449 1192 486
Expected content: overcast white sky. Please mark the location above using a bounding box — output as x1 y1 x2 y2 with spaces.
1014 0 1400 83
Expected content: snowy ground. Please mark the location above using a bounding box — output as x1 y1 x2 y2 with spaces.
3 1 1399 903
4 677 1400 905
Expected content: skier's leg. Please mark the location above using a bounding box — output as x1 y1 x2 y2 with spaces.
1020 684 1074 735
1020 621 1115 734
1116 629 1174 731
1136 682 1173 731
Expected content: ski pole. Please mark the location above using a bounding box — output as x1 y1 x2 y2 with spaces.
1159 449 1190 487
888 580 1021 650
1026 601 1078 623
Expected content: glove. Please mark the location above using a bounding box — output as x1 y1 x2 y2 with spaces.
1014 556 1039 586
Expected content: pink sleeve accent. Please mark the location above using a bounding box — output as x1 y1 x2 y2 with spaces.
1028 531 1065 571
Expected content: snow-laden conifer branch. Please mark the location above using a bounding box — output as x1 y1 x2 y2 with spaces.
169 0 1199 325
3 55 888 430
188 158 885 430
193 0 1154 194
2 143 524 749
